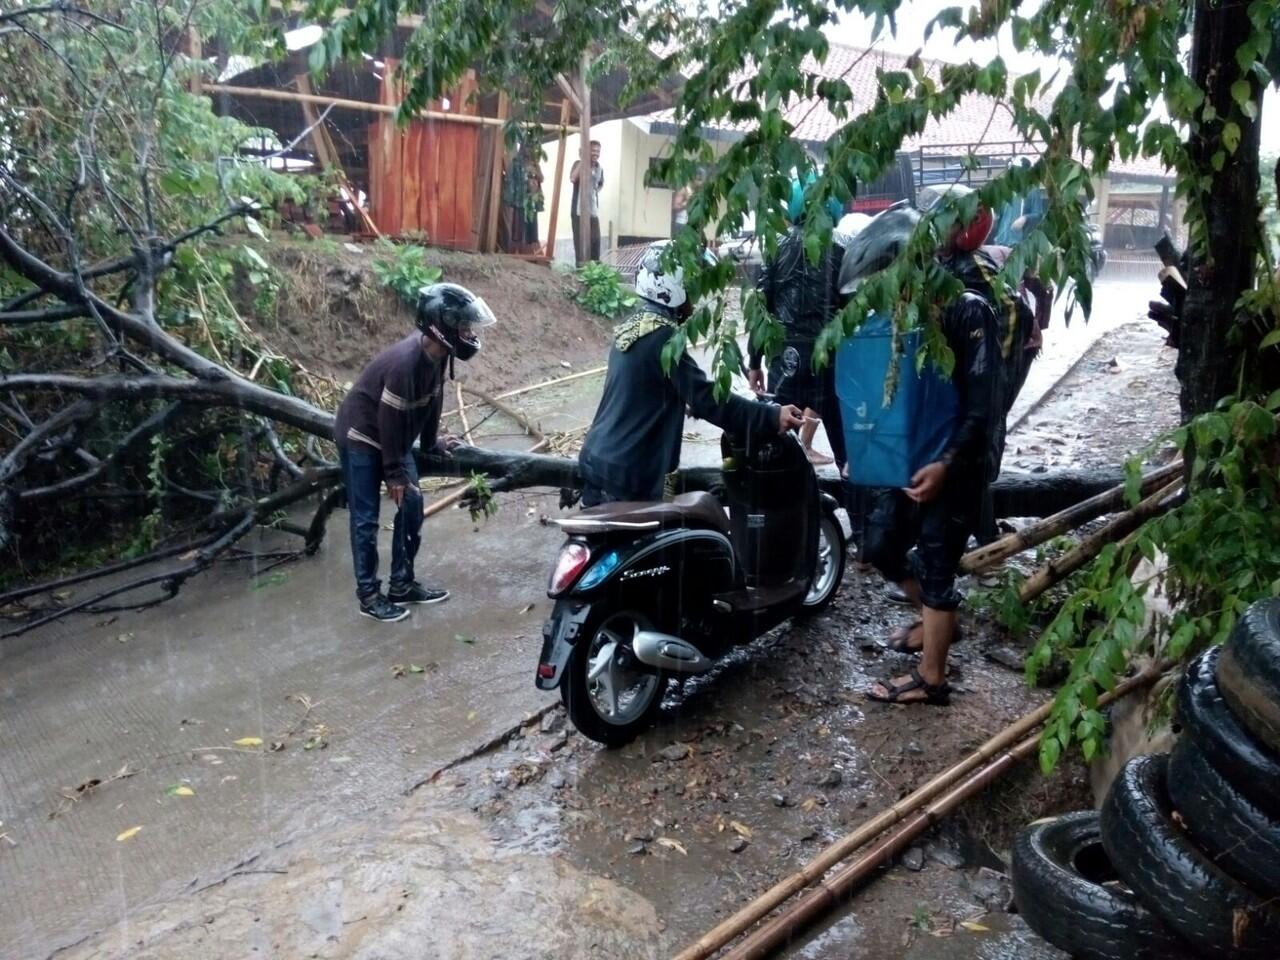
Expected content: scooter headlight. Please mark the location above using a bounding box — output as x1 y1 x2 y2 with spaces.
577 549 622 591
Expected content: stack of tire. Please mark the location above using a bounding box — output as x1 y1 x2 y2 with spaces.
1011 599 1280 959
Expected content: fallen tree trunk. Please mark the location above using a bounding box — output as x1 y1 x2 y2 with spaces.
424 446 1140 520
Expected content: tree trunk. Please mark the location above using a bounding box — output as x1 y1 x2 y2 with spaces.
428 445 1147 520
1177 1 1266 422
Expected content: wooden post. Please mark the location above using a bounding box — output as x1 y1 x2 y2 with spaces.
578 54 592 264
1093 175 1111 247
187 28 203 95
544 98 571 260
484 91 509 253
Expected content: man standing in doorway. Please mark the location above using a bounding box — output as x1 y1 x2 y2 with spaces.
571 140 603 265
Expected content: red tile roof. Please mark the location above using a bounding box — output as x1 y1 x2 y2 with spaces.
650 41 1170 180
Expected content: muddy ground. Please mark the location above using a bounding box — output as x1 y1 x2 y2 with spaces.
1 278 1180 960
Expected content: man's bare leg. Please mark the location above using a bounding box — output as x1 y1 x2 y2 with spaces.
802 408 833 464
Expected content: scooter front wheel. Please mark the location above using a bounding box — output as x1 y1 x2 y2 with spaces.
561 609 666 747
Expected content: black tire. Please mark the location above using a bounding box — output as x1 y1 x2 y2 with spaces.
1178 648 1280 820
1011 811 1196 960
560 610 665 748
798 511 846 616
1100 754 1280 959
1217 599 1280 754
1168 736 1280 897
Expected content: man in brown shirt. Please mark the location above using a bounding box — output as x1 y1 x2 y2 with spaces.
334 283 496 622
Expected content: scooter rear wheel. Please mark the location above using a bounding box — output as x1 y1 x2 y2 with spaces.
561 610 666 747
800 512 846 615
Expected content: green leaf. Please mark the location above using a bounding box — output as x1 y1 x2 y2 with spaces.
1260 329 1280 348
1231 80 1252 107
1222 122 1242 155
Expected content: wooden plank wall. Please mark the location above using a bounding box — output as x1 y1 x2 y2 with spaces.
368 64 482 249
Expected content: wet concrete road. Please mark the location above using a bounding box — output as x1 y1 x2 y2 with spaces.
0 499 563 959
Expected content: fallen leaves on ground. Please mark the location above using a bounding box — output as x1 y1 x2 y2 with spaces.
164 784 195 798
115 826 142 842
655 837 687 855
232 737 262 747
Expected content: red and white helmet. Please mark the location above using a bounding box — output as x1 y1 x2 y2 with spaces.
917 183 993 253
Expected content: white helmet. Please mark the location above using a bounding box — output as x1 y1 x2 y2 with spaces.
634 241 716 311
833 212 871 248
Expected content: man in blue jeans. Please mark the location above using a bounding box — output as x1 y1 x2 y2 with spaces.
334 283 497 622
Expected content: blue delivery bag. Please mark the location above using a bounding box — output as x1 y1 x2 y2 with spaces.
835 313 960 489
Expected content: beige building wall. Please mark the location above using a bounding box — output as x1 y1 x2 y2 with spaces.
538 119 678 262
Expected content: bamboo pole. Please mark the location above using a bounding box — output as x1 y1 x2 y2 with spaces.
1016 478 1182 604
960 460 1183 574
723 737 1042 960
460 385 545 444
456 382 474 445
545 99 571 260
672 665 1167 960
577 55 592 264
201 83 578 132
441 365 607 423
485 92 510 253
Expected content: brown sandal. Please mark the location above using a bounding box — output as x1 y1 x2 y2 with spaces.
866 667 952 706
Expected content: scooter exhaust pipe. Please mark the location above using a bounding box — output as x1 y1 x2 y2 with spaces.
632 631 713 674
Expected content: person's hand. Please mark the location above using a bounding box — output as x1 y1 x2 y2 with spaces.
437 433 466 455
905 462 947 503
387 482 407 507
747 367 765 395
777 404 804 433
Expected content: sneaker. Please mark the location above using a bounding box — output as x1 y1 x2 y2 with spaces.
359 594 410 623
387 582 450 605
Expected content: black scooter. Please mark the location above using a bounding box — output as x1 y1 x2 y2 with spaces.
535 429 847 745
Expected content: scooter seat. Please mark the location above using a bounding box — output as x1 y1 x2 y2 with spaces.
574 491 729 534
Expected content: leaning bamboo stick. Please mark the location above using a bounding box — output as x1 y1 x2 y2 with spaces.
1016 477 1182 604
673 665 1167 960
723 736 1042 960
456 382 474 445
960 460 1183 574
461 385 545 444
441 365 607 423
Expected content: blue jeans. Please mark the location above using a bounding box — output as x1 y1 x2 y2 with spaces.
340 446 423 601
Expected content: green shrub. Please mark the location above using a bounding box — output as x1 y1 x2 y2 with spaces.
573 262 637 319
372 240 442 306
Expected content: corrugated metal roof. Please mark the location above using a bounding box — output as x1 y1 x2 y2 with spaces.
649 41 1171 181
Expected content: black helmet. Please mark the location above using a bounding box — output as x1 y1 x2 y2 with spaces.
415 282 497 361
838 200 920 295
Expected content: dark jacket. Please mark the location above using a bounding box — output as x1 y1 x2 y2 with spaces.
938 292 1003 480
750 227 844 369
580 305 781 502
334 334 445 485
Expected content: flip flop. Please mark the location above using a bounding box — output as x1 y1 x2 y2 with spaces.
866 666 952 706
